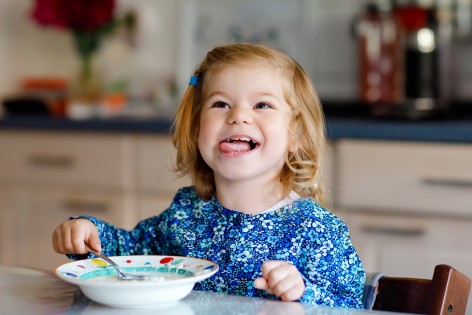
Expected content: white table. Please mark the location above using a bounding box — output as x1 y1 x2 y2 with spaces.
0 264 392 315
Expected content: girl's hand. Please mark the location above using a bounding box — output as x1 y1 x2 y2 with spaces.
52 219 101 254
254 260 305 301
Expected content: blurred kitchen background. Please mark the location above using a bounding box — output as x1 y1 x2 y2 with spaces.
1 0 471 119
1 0 472 310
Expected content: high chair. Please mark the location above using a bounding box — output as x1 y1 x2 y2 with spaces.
370 264 471 315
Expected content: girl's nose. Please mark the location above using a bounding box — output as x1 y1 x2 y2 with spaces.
226 106 253 125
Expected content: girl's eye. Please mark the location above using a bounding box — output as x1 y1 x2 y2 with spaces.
212 101 230 109
254 102 272 109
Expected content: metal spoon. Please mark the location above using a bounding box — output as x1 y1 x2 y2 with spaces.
85 246 152 281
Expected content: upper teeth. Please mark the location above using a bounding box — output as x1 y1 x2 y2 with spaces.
226 137 257 150
228 137 252 143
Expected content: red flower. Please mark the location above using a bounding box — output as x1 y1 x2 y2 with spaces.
31 0 116 33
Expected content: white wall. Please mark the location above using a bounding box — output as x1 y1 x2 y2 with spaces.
0 0 183 101
0 0 369 102
0 0 471 103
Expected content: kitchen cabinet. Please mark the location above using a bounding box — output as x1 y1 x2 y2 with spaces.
338 212 472 279
335 139 472 217
0 131 135 189
135 135 190 221
9 188 130 269
0 188 16 266
3 128 471 288
0 131 188 271
333 139 472 300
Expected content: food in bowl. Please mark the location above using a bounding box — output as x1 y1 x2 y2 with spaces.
55 255 218 308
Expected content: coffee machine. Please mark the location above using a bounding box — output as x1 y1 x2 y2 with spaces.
355 0 454 119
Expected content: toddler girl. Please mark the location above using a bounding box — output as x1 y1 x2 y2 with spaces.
53 43 365 308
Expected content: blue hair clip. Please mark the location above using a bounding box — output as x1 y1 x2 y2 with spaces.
189 75 199 87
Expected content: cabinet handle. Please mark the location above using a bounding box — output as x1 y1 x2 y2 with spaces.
62 199 109 212
422 175 472 188
361 225 425 237
28 154 74 168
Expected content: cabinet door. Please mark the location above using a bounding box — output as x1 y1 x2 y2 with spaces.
0 188 17 266
136 194 173 223
336 140 472 217
136 135 191 193
346 213 472 280
11 188 130 271
0 131 133 189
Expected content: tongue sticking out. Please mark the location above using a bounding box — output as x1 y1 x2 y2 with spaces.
219 141 252 154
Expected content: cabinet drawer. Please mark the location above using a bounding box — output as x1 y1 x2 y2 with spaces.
336 140 472 216
0 131 132 189
136 135 191 193
6 188 132 270
345 212 472 281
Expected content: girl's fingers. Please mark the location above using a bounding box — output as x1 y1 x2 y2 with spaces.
52 228 62 253
277 276 305 301
261 260 285 280
85 224 101 253
51 219 99 255
71 225 88 254
88 239 102 253
258 261 305 301
254 277 269 290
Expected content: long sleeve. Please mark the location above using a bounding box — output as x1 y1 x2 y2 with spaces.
90 216 166 256
67 215 166 260
297 220 365 308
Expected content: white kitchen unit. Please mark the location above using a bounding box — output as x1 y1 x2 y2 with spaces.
6 188 130 270
0 188 15 266
2 129 472 289
333 140 472 292
135 135 190 221
0 131 188 271
339 212 472 279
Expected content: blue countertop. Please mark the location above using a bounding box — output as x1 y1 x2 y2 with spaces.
1 116 472 143
326 118 472 143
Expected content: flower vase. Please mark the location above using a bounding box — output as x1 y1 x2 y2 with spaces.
68 56 103 119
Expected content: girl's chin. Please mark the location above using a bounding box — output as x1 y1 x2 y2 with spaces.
213 169 256 182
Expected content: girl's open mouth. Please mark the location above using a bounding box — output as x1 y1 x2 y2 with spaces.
218 137 259 154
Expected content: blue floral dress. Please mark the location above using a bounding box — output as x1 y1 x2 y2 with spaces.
71 186 365 309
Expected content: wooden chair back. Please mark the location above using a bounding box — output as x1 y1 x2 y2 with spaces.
373 264 471 315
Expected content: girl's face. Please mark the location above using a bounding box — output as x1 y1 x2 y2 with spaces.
198 65 294 187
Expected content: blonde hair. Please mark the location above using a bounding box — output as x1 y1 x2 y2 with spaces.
172 43 326 205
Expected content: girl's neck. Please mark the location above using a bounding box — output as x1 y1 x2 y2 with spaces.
215 178 285 215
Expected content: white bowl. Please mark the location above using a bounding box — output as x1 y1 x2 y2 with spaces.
55 255 218 308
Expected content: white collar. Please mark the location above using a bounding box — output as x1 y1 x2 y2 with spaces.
260 192 300 214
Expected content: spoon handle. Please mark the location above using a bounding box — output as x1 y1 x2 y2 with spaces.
85 245 128 279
